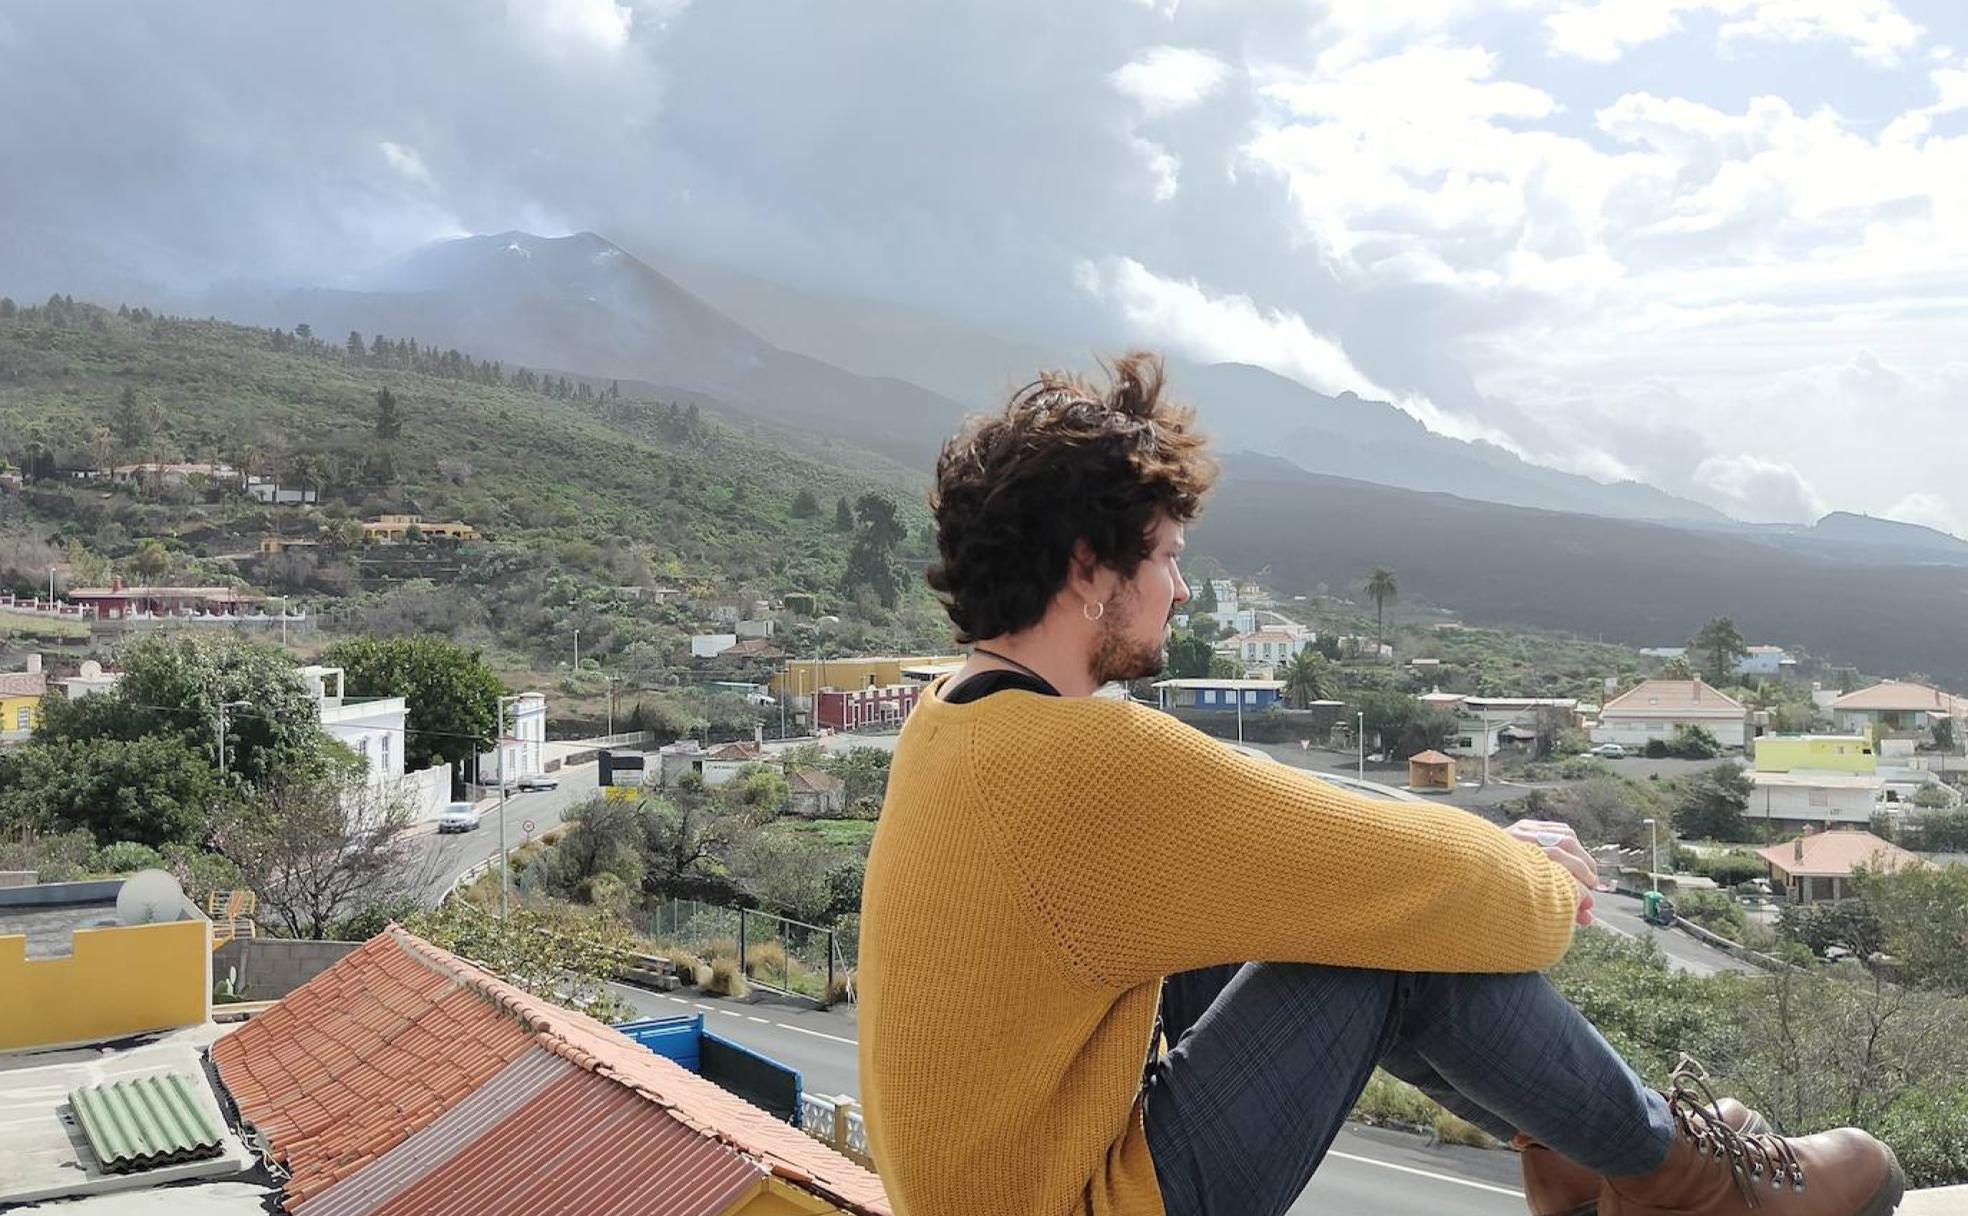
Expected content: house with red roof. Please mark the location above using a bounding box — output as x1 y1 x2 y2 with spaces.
210 927 890 1216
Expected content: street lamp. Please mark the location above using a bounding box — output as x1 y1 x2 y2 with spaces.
495 694 520 920
1642 817 1660 893
1357 711 1365 780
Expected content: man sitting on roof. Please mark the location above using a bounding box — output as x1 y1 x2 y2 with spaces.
858 353 1901 1216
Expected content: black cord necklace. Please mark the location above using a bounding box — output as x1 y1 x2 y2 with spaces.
970 645 1054 688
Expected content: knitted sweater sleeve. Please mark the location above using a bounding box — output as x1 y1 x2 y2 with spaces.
971 700 1579 989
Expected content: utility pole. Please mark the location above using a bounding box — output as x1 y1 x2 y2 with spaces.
496 694 517 920
215 699 251 782
1357 711 1365 780
602 674 617 736
1235 685 1245 746
572 629 580 673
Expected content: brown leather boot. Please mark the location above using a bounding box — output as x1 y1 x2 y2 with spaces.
1520 1099 1768 1216
1598 1070 1902 1216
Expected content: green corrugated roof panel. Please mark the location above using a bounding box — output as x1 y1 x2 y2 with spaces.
70 1072 227 1173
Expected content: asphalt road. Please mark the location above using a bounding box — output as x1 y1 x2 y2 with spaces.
610 983 1528 1216
1588 891 1756 976
406 753 641 899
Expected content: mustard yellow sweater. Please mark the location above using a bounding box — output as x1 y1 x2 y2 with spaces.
858 681 1579 1216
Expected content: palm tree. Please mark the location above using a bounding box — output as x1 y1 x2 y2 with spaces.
1365 568 1398 654
1283 649 1334 709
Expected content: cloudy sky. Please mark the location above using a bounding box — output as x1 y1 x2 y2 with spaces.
4 0 1967 528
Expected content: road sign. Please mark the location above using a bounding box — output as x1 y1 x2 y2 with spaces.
604 785 641 802
521 819 535 833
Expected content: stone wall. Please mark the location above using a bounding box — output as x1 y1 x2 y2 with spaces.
213 938 361 1000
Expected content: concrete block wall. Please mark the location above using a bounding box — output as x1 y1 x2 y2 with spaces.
213 938 361 1000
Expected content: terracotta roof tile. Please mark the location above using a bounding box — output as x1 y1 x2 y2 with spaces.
215 927 891 1216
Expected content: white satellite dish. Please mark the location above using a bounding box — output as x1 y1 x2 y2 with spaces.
116 870 187 926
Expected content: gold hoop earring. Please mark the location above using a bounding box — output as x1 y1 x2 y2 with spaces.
1083 600 1104 622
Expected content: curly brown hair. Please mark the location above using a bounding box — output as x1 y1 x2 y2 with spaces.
926 351 1217 644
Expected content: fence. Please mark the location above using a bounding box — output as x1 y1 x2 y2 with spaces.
798 1093 873 1169
640 899 853 1004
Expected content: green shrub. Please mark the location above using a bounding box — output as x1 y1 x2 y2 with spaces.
1674 890 1747 942
91 841 165 873
1877 1089 1968 1188
1350 1070 1499 1149
1644 739 1669 759
1693 851 1764 888
1668 724 1723 759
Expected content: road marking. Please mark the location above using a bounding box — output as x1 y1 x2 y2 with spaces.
775 1022 861 1047
747 1016 771 1023
1325 1150 1524 1197
693 1003 715 1011
717 1009 745 1019
668 996 690 1005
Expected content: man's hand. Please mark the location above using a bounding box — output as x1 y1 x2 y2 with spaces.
1506 818 1603 926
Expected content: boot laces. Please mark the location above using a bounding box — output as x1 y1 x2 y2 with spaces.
1667 1057 1804 1208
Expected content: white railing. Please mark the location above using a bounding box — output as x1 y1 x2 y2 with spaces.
797 1093 874 1169
0 594 90 619
124 609 307 625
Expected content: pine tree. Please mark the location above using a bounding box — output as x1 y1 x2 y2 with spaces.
374 387 403 440
0 298 17 319
792 489 819 518
347 330 365 358
609 380 620 400
113 385 147 449
834 497 854 532
370 333 390 361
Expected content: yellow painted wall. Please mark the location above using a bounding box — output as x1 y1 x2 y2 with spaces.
1753 735 1875 774
0 918 210 1051
0 692 40 734
771 655 965 699
715 1176 858 1215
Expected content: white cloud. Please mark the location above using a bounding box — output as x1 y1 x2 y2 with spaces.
1885 493 1964 537
1545 0 1922 66
1075 255 1389 399
506 0 635 54
1109 46 1229 114
1692 454 1828 522
378 141 435 188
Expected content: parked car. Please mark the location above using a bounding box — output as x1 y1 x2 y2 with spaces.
1589 743 1628 759
437 802 479 833
516 774 558 792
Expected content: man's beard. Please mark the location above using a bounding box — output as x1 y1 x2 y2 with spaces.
1089 599 1166 685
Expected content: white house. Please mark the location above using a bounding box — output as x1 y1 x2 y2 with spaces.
1829 681 1964 740
656 739 778 787
1734 645 1791 677
1420 692 1584 757
1748 771 1882 830
297 664 450 822
1227 626 1316 670
59 659 123 699
477 692 546 785
1592 678 1749 749
690 633 739 659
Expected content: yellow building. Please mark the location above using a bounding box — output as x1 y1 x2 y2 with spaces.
0 878 212 1052
0 661 46 739
1753 734 1876 775
770 654 966 700
362 513 479 543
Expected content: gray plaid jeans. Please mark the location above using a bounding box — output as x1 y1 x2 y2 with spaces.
1141 963 1675 1216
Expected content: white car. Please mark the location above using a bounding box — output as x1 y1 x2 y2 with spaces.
516 774 559 792
436 802 479 833
1589 743 1628 759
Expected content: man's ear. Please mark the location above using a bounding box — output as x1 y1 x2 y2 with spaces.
1064 541 1102 601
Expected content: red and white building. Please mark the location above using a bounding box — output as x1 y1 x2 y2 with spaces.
817 682 922 731
67 577 264 621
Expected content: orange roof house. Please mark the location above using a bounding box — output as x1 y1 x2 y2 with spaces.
211 928 890 1216
1408 749 1457 792
1754 829 1932 904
